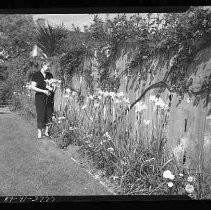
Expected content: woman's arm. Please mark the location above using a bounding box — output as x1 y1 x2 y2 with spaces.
31 81 50 96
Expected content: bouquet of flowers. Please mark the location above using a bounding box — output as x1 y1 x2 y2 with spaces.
44 78 61 92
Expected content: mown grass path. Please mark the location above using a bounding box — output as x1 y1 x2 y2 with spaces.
0 107 111 196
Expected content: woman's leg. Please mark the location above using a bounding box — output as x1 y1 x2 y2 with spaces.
35 94 47 138
37 129 42 138
44 103 54 136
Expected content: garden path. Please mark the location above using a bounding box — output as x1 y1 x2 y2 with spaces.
0 107 111 196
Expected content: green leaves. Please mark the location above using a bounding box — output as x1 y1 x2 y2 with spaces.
60 46 87 77
36 23 68 57
0 15 37 104
0 15 36 59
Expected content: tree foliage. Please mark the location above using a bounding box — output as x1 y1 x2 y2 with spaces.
36 23 69 57
58 26 94 89
0 14 36 59
0 14 36 104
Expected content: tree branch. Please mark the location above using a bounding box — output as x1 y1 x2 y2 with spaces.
127 81 170 114
190 83 211 96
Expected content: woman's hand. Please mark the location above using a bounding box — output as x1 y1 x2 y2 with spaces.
43 90 50 96
31 82 51 96
46 85 53 91
52 85 57 92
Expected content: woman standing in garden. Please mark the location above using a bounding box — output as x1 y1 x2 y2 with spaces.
30 55 55 139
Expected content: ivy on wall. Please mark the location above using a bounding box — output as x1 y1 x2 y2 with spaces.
84 7 211 111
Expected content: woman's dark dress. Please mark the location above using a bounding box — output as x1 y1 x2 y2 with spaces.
31 71 54 129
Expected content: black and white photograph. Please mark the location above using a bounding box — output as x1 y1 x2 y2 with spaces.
0 6 211 202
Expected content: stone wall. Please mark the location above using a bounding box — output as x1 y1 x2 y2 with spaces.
117 46 211 171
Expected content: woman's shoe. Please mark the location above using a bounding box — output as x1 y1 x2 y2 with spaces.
43 133 51 138
38 129 42 139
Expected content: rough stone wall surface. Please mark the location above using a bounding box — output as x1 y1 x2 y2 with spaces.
54 86 63 114
113 47 211 170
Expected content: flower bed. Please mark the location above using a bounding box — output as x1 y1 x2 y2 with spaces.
49 88 211 198
10 83 211 198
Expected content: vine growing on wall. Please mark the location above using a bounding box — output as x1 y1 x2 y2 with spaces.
87 14 137 91
126 7 211 111
86 7 211 112
60 47 85 80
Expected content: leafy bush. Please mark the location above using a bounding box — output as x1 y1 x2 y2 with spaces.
10 88 36 120
0 81 13 104
36 23 69 57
